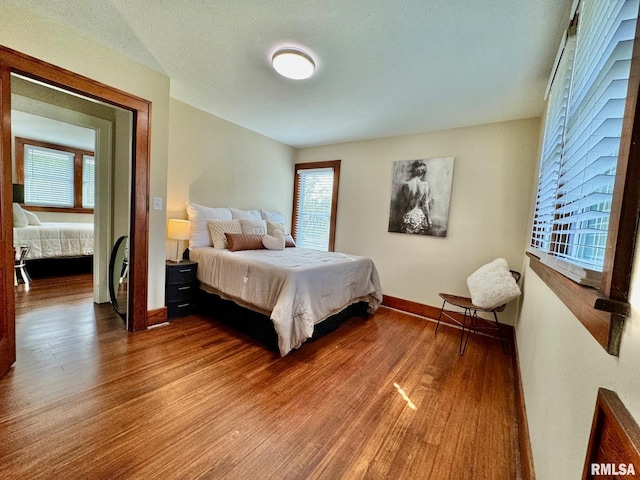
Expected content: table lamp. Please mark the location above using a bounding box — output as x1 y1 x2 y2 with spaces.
167 219 191 263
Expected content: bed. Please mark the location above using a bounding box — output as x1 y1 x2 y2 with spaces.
189 246 383 356
13 222 94 260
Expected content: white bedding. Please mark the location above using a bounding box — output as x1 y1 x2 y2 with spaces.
189 247 383 356
13 222 94 260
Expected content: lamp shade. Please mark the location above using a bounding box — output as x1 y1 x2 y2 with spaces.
12 184 24 204
167 219 191 241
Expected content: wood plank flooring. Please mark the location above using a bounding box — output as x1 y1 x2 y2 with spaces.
1 274 521 479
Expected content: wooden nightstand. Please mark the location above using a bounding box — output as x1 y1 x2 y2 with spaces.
165 260 198 318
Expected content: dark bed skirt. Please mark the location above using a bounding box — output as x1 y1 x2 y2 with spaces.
26 255 93 278
196 288 369 352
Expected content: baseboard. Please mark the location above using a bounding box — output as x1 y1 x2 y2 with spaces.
513 333 536 479
147 307 168 326
382 294 514 341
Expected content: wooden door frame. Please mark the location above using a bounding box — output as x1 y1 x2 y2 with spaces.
0 46 149 359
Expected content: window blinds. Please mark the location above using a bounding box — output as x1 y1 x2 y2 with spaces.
82 155 95 208
294 167 334 251
24 144 75 207
530 0 639 280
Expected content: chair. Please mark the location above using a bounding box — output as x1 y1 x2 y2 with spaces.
14 245 31 288
435 270 521 355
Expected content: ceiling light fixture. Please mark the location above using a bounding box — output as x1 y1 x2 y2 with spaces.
271 47 316 80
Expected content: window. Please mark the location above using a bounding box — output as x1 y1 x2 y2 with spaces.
292 160 341 251
15 137 95 212
528 0 640 355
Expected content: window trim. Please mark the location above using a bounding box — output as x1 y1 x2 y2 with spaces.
15 136 94 213
292 160 341 252
528 6 640 356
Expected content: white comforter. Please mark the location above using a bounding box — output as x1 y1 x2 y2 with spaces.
13 222 94 260
189 247 383 356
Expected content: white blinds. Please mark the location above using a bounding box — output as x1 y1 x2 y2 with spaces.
531 34 576 253
24 144 75 207
530 0 639 276
82 155 95 208
294 167 334 251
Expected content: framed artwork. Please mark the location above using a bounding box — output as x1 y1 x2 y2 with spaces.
388 157 454 237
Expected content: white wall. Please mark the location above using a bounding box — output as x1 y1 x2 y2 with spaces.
166 99 296 249
1 2 170 309
517 237 640 479
296 118 540 324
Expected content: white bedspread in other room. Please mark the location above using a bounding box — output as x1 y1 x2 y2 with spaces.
190 247 383 356
13 222 94 260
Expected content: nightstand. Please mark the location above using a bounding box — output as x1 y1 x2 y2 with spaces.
165 260 198 319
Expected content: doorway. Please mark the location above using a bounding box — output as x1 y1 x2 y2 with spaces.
0 45 150 378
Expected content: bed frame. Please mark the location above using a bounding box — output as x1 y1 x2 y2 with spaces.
196 287 369 352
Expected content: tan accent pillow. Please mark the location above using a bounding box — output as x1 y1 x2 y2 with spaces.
207 219 241 249
239 218 267 235
266 221 285 235
225 233 264 252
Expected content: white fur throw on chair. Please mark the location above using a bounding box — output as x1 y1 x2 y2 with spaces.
466 258 521 309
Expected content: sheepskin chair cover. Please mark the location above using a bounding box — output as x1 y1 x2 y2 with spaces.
466 258 521 309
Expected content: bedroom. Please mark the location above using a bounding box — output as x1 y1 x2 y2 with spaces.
1 1 640 479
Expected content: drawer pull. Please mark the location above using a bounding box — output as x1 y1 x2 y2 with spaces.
179 269 192 273
178 286 191 291
177 303 190 308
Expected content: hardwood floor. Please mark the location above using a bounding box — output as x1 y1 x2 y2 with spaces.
1 274 521 479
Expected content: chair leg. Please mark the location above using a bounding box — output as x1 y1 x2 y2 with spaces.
459 308 471 355
460 309 478 355
493 311 508 354
435 300 447 334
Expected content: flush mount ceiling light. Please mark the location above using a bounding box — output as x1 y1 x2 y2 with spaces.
272 47 316 80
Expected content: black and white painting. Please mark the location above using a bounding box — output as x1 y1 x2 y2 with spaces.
388 157 454 237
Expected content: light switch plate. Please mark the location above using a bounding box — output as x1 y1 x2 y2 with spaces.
153 197 163 211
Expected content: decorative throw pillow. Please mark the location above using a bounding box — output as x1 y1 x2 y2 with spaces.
466 258 521 309
239 219 267 235
24 209 41 226
13 203 28 228
266 221 285 236
260 209 286 225
284 234 296 248
207 219 241 249
186 202 232 248
225 233 264 252
230 208 262 220
262 229 285 250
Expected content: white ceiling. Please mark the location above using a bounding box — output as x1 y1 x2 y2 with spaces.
12 111 95 151
9 0 573 148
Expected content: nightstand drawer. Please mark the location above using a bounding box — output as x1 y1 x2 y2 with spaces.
166 282 196 302
166 262 197 284
167 300 196 318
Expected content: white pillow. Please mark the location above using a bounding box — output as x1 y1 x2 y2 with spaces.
12 203 28 228
262 229 285 250
207 219 241 249
230 208 262 220
24 209 41 226
186 202 232 248
239 219 267 235
260 209 286 225
466 258 521 309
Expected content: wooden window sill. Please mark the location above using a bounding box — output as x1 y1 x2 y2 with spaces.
526 252 624 356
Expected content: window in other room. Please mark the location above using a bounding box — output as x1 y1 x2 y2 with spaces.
15 137 95 212
292 160 341 251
